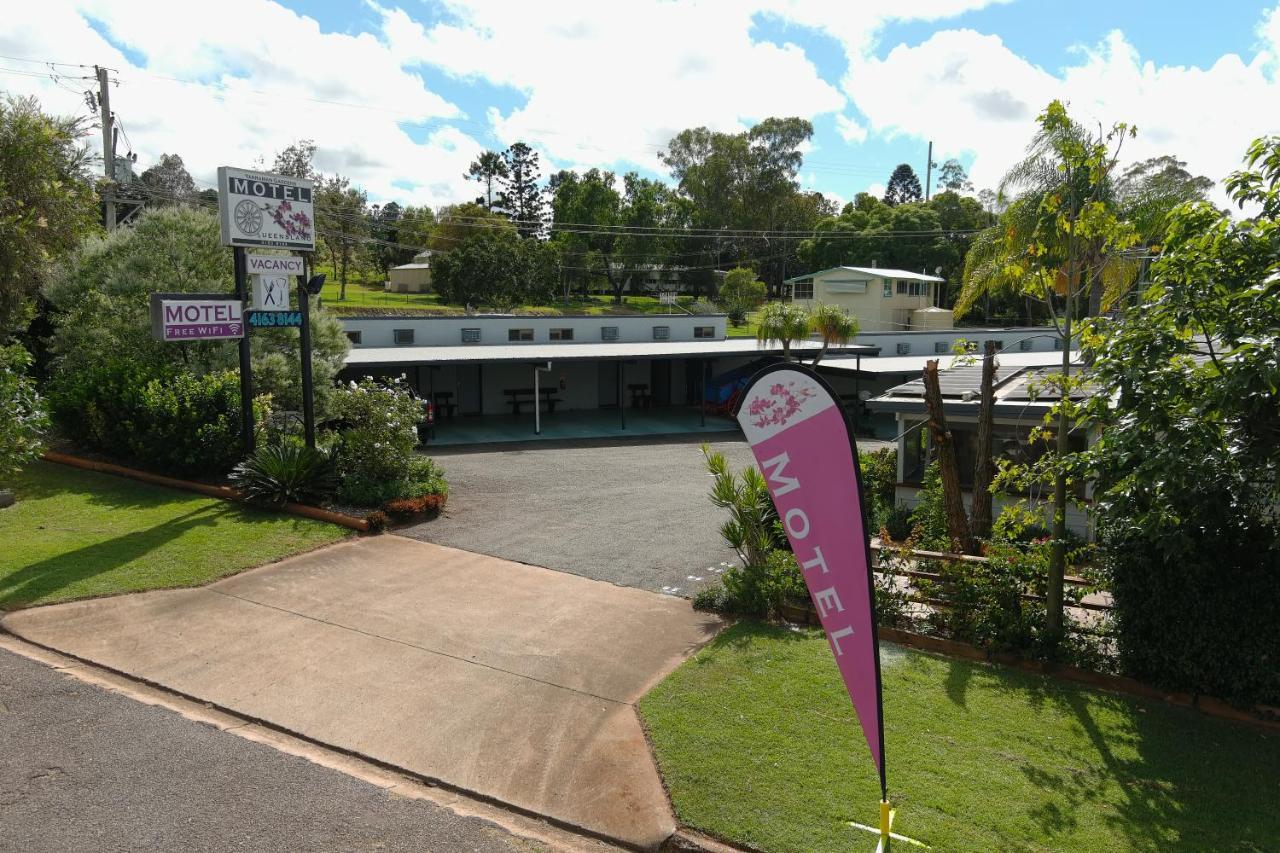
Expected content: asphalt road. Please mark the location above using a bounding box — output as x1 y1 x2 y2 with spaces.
405 436 758 596
0 648 545 853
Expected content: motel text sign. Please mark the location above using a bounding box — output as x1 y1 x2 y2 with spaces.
217 167 315 250
150 293 245 341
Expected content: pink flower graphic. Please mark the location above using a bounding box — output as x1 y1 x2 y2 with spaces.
749 380 815 429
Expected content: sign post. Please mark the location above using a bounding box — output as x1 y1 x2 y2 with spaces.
232 248 256 453
297 263 317 449
218 167 316 456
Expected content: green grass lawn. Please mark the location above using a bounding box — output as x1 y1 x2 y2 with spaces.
0 462 350 609
314 266 711 317
639 623 1280 853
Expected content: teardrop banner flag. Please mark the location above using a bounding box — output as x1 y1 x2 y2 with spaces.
735 362 887 799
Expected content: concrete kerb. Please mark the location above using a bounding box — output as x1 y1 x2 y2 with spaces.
0 630 629 853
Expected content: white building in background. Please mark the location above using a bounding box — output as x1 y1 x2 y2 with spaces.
386 251 432 293
783 266 950 332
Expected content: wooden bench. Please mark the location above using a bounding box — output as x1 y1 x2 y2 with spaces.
432 391 458 419
504 387 561 415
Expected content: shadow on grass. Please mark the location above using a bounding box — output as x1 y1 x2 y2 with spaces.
937 654 1280 851
13 461 208 512
0 504 231 609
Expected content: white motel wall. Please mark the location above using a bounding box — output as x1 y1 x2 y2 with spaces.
339 313 728 348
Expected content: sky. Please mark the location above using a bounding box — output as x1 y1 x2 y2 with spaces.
2 0 1278 212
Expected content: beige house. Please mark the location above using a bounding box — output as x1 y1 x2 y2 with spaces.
386 251 432 293
784 266 949 332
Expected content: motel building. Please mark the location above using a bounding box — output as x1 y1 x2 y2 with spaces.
337 313 877 445
336 308 1076 446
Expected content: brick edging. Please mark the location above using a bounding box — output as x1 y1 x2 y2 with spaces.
875 626 1279 731
40 451 370 532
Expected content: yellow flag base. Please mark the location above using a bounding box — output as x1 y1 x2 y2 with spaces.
847 800 930 850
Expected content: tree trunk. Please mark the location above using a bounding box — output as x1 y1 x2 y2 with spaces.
1046 249 1077 654
922 360 976 554
603 261 622 305
970 341 997 541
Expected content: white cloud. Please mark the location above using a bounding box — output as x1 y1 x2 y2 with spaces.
843 18 1280 204
835 113 868 143
0 0 480 207
381 1 848 172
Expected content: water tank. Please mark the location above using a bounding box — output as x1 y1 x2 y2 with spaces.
912 306 954 330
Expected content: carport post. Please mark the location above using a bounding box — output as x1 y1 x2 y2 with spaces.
617 361 625 430
853 354 861 433
533 362 551 435
700 359 707 427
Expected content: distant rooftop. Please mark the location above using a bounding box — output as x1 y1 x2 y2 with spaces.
785 266 945 284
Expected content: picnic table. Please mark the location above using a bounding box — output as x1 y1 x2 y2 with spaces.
432 391 457 419
504 387 561 415
627 383 652 408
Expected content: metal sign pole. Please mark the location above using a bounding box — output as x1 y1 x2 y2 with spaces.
298 273 316 450
233 247 256 453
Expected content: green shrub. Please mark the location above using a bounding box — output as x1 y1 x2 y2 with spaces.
48 359 249 476
692 585 728 613
881 503 915 542
230 444 336 507
719 550 806 619
329 377 430 506
0 344 47 485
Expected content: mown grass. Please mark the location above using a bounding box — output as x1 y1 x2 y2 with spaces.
313 264 722 318
0 463 349 609
639 622 1280 853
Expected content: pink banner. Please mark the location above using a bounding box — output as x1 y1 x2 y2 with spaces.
736 364 885 791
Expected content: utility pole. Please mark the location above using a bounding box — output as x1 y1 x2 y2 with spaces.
95 65 116 231
924 141 934 203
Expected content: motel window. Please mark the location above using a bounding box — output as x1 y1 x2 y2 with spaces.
508 328 534 342
882 281 893 297
549 328 574 341
1019 338 1034 352
346 331 362 345
393 328 414 345
986 340 1004 352
653 325 670 341
694 326 715 339
461 328 481 343
896 342 911 355
934 341 949 354
792 280 814 300
601 326 619 341
896 280 928 297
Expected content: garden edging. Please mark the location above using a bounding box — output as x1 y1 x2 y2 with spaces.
41 451 371 532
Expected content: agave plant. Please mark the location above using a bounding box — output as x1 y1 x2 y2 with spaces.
230 443 337 507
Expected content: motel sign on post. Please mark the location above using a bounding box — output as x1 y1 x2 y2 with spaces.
217 167 315 251
149 293 244 341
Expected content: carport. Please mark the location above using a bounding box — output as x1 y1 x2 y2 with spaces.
342 338 877 445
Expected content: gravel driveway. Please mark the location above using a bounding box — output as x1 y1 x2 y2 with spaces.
402 436 758 596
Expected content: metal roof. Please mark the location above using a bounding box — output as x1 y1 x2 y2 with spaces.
864 359 1093 419
818 350 1075 376
785 265 945 283
391 263 431 270
345 338 878 366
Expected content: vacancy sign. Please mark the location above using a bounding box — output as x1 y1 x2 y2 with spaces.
150 293 244 341
218 167 315 250
735 363 887 796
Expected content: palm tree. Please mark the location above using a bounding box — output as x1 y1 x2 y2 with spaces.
755 302 811 360
808 303 858 366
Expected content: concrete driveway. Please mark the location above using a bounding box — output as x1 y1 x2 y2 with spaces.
2 536 722 849
406 436 758 596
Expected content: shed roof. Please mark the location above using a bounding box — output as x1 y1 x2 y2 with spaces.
819 350 1073 376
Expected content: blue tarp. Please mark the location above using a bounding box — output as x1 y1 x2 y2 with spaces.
704 357 780 407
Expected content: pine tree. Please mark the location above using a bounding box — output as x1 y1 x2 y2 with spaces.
883 163 923 206
497 142 546 238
